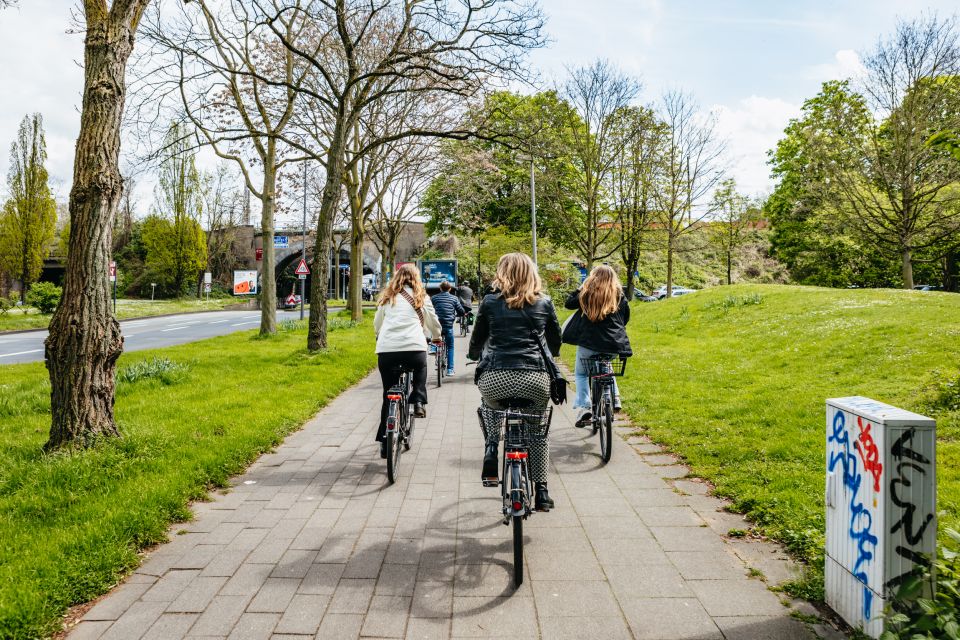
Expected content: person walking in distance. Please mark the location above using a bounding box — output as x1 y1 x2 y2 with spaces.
468 253 562 511
431 280 465 376
374 264 441 458
563 265 632 426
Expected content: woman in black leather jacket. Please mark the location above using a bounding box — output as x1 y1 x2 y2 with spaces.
468 253 562 511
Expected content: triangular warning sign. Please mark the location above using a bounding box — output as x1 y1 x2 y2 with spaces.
294 259 310 275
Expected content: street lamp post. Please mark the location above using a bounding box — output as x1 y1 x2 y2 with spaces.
530 156 537 265
300 162 307 321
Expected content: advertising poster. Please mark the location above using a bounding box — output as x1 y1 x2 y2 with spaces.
420 260 457 289
233 270 258 295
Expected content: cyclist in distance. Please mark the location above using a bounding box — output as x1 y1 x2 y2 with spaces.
430 280 465 376
457 280 474 310
562 264 632 426
468 253 562 511
374 264 441 458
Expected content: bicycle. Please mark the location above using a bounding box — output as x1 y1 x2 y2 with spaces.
479 401 552 587
384 365 416 484
431 338 446 387
582 354 627 464
457 310 473 336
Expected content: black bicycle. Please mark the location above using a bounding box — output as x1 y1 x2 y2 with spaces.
582 354 627 464
480 401 552 587
384 365 416 484
457 310 473 336
431 339 446 387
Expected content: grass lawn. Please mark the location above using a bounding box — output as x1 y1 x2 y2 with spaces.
0 297 243 332
562 284 960 598
0 314 376 638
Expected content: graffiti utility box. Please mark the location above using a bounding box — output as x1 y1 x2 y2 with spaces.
825 397 936 638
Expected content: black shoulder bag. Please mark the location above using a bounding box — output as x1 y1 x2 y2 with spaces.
519 307 568 405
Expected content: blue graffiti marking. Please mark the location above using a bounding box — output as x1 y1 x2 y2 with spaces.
828 410 878 620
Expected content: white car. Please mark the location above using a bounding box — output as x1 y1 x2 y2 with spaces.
652 285 698 299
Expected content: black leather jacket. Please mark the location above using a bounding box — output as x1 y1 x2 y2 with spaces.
562 289 633 357
468 293 562 375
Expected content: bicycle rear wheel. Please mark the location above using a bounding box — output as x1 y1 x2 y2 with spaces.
436 349 443 387
512 515 523 587
385 429 398 484
404 403 414 451
600 393 613 463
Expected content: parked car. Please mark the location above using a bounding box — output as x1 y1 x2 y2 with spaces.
651 285 698 300
634 289 658 302
913 284 941 291
280 294 301 309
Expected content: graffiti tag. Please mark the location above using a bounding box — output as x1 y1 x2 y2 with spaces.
829 410 878 619
886 428 934 589
854 417 883 493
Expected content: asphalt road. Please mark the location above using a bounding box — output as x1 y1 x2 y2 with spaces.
0 309 317 365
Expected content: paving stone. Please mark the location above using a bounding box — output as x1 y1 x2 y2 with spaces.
221 564 273 596
667 550 749 580
83 581 152 621
298 563 345 595
360 595 411 638
142 612 198 639
315 612 364 640
273 594 328 635
531 580 620 618
404 617 450 640
450 596 538 638
650 526 728 552
247 577 301 613
141 569 201 602
526 550 605 581
225 612 279 640
715 615 815 639
167 576 228 613
99 601 168 640
67 621 113 640
327 578 375 614
687 579 786 617
619 598 723 640
410 582 453 618
188 594 252 636
604 563 694 598
538 615 633 640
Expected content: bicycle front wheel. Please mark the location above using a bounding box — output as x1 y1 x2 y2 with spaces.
512 515 523 587
600 394 613 463
436 351 443 387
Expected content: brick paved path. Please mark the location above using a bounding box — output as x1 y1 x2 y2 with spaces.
70 335 829 640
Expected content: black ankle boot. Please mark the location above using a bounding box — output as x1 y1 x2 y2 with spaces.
481 443 498 482
535 482 554 511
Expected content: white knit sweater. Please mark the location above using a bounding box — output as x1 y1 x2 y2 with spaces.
373 287 441 353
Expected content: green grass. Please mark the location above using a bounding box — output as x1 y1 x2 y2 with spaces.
0 313 376 638
0 297 242 332
563 284 960 598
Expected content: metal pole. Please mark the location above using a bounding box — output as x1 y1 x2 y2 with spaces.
530 157 537 265
300 162 307 320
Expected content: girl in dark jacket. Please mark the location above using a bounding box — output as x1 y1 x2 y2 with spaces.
563 265 632 426
468 253 562 511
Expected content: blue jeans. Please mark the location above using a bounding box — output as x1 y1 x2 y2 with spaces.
442 325 455 371
573 345 619 410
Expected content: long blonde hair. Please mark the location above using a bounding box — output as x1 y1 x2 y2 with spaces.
379 263 425 309
493 253 542 309
580 265 621 322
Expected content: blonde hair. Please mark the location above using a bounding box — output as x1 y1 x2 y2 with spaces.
493 253 542 309
580 265 621 322
379 263 425 309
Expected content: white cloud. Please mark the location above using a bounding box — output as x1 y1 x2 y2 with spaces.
805 49 867 82
712 96 802 196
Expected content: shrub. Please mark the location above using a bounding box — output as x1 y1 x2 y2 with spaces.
116 358 188 385
0 296 14 315
26 282 62 314
881 529 960 639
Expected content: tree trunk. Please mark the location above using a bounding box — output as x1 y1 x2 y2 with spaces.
349 226 363 321
727 250 732 286
901 247 914 290
308 120 348 351
624 261 636 300
333 240 341 299
44 8 141 450
259 159 277 335
666 234 674 298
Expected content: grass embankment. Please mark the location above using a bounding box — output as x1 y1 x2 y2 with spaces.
580 285 960 597
0 315 376 638
0 297 242 332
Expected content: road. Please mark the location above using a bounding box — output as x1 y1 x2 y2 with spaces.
0 309 316 365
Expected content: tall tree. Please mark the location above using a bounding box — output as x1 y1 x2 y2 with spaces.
559 60 641 267
608 105 663 298
266 0 544 350
140 0 312 334
653 91 726 296
833 16 960 288
709 179 756 285
45 0 152 451
0 113 57 302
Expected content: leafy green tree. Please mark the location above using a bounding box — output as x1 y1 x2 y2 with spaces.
0 114 57 302
26 281 62 314
709 179 759 285
147 122 208 295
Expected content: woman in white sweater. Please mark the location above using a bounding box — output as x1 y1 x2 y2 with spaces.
373 264 441 458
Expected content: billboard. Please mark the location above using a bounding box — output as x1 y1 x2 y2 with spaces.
420 260 457 289
233 270 258 295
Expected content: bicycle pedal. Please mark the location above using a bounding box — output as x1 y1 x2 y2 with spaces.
481 478 499 487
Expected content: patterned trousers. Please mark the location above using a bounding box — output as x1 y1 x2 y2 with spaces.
477 369 551 483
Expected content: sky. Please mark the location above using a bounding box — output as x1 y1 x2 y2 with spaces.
0 0 956 218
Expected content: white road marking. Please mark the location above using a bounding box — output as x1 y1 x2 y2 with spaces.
209 319 230 324
161 325 190 332
231 321 259 327
0 349 43 358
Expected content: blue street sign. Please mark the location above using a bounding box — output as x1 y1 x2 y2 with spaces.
274 235 288 248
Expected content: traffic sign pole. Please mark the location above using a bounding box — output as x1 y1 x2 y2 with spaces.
301 162 307 321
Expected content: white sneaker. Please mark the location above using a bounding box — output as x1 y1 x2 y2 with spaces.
447 369 455 376
575 409 592 427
